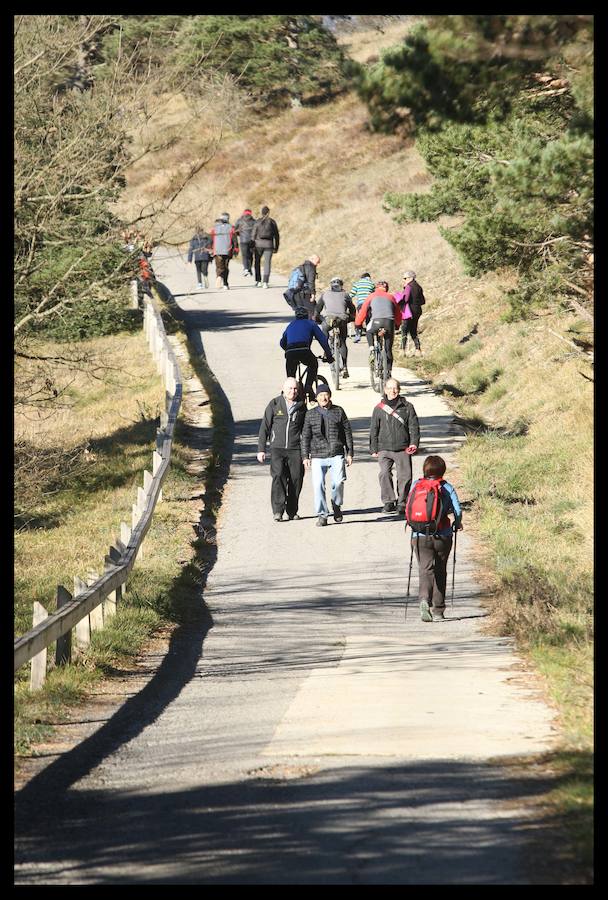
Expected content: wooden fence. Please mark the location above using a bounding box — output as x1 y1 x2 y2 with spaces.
14 286 182 690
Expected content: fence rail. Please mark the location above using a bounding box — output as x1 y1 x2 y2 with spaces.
14 286 182 687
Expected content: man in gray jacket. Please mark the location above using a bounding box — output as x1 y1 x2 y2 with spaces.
257 377 307 521
210 213 239 290
235 208 256 277
315 276 356 378
252 205 280 288
369 378 419 514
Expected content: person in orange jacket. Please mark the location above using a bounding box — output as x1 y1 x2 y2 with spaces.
354 280 402 373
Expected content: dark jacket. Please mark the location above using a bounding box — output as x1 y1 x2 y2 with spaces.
301 404 354 460
252 215 280 251
235 213 256 243
408 280 426 313
258 395 306 452
188 232 212 262
290 259 318 314
280 318 332 359
369 396 420 453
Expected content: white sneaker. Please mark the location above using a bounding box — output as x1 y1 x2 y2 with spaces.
196 283 202 289
262 282 269 289
242 269 249 276
222 285 230 290
256 282 263 288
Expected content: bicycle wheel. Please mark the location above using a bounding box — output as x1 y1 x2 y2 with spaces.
369 344 379 392
380 339 390 390
331 329 340 391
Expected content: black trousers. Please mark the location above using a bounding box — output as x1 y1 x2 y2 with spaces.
194 259 209 281
366 318 395 367
401 312 421 350
270 448 304 517
321 317 348 365
285 348 317 400
240 240 253 273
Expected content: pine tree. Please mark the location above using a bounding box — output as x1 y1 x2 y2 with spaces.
354 15 594 321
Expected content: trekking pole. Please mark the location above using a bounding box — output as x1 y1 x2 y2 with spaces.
405 526 414 623
451 524 458 610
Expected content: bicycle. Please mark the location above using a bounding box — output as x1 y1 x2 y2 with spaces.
325 317 343 391
293 354 329 404
369 327 390 393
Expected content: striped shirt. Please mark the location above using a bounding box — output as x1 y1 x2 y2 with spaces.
351 277 375 308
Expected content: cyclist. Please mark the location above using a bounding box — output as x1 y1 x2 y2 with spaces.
315 277 356 379
350 272 375 342
354 280 402 375
280 306 334 403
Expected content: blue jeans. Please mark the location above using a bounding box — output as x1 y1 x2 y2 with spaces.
311 456 346 517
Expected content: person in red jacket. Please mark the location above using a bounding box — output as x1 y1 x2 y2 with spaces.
354 280 402 373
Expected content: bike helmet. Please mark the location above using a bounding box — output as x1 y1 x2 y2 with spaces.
294 306 308 318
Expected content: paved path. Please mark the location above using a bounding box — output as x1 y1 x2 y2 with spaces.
14 253 557 884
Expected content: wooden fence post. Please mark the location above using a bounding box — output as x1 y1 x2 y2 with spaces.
74 576 91 652
30 602 48 691
104 544 123 620
55 585 73 666
87 572 104 631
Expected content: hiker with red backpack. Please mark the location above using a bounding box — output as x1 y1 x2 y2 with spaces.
369 378 419 514
405 454 463 622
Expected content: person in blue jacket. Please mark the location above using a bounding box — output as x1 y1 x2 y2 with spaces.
280 307 334 403
407 454 463 622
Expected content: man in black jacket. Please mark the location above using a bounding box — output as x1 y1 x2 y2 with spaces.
257 377 307 521
301 383 354 526
369 378 420 514
252 205 280 288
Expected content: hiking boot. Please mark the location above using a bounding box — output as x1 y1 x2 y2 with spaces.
273 512 283 522
420 600 433 622
432 610 445 621
332 502 343 523
316 516 328 527
383 501 396 514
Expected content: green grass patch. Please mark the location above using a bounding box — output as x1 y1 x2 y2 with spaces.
14 313 213 757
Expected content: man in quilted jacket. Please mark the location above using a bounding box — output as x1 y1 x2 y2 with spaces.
301 384 353 527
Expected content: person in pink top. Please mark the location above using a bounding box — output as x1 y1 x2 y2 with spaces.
394 270 425 356
354 280 402 373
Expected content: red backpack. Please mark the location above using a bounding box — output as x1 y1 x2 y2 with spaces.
405 478 444 534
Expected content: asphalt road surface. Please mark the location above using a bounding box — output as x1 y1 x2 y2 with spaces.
14 252 557 885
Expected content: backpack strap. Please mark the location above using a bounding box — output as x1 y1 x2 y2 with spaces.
378 401 406 426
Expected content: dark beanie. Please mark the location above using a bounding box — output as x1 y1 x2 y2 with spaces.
261 205 270 215
316 383 331 397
